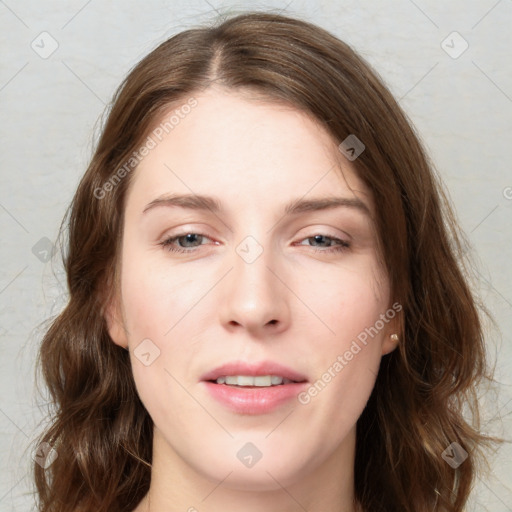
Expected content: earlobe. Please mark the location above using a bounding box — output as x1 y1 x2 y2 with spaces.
105 296 129 349
381 302 401 355
382 332 399 355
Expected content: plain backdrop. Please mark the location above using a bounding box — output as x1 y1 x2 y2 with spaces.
0 1 511 510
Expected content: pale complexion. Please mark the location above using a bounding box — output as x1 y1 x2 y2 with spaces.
107 87 399 512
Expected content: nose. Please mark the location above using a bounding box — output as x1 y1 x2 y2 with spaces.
218 241 291 336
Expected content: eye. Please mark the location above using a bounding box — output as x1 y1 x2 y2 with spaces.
159 232 351 255
159 232 214 253
296 234 351 254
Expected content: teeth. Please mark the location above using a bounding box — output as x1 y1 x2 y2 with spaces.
271 375 283 385
215 375 294 386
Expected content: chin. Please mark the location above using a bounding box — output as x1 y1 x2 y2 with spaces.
204 463 303 492
191 440 316 492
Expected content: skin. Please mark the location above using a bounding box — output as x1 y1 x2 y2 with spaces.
106 87 399 512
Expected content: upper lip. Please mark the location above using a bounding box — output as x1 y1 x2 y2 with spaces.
200 361 308 383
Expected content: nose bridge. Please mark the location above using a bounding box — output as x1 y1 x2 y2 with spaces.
233 233 276 306
218 233 289 331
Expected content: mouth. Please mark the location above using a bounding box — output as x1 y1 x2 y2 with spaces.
200 361 308 414
207 375 305 387
200 360 308 383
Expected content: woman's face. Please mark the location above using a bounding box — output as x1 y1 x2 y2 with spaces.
107 87 399 490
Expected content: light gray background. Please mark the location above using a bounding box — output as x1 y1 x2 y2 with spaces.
1 1 511 510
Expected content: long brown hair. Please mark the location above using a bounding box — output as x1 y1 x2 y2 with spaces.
32 11 500 511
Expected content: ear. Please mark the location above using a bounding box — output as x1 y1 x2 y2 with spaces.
381 332 399 356
104 293 129 349
380 307 401 356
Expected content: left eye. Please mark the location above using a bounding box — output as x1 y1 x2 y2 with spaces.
159 233 351 254
295 234 350 253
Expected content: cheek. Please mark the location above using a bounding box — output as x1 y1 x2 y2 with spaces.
121 255 198 341
307 257 389 350
119 247 215 401
123 281 194 438
299 259 388 413
119 258 182 396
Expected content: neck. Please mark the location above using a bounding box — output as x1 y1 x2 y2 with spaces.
137 425 358 512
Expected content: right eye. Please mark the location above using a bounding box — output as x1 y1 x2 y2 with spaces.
159 233 214 253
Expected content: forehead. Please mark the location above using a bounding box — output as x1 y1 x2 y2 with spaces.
126 87 375 219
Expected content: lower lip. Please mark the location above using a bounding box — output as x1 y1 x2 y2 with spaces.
202 381 308 415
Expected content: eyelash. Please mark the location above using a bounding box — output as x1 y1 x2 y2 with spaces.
159 232 351 254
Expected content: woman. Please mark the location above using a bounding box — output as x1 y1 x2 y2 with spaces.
33 11 499 512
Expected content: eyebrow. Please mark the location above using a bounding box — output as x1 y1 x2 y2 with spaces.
142 193 371 218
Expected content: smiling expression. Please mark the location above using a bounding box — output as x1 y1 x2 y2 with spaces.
106 86 399 491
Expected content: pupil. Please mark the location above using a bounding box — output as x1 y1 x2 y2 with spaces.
313 235 329 246
182 234 199 246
